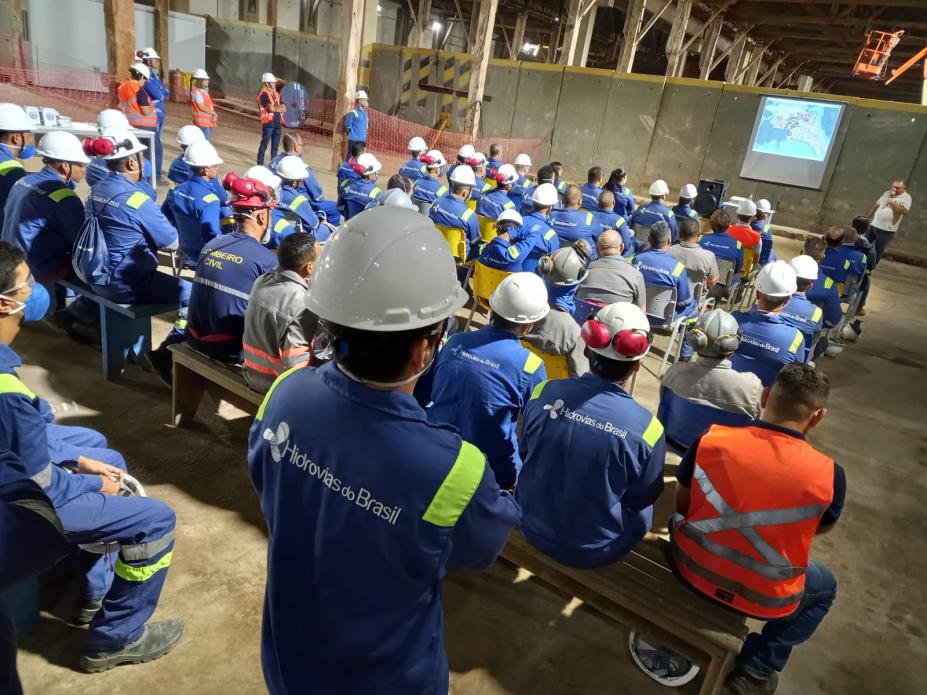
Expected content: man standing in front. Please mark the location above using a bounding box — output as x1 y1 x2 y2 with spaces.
344 90 369 154
672 363 844 695
867 179 911 266
256 73 285 166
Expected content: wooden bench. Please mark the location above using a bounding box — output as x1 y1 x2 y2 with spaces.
168 342 264 427
500 529 748 695
59 279 181 381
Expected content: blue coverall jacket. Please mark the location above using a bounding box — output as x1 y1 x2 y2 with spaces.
508 174 532 210
520 211 559 273
633 248 693 320
429 196 480 259
699 231 745 277
731 309 807 386
0 144 28 232
549 208 598 249
279 185 321 233
751 220 775 265
594 210 635 257
341 178 382 220
630 200 678 243
475 187 516 221
820 245 866 286
477 228 538 272
780 292 824 351
671 203 698 222
248 362 520 695
168 176 222 262
580 183 603 212
399 157 427 181
411 176 447 208
612 184 636 218
806 274 842 327
344 106 368 142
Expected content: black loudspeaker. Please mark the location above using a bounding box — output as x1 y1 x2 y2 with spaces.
694 179 727 218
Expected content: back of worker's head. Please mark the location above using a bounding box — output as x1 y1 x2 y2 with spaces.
686 309 741 358
536 164 555 186
710 209 731 233
278 231 319 278
490 143 501 158
842 226 858 245
677 217 699 242
387 174 413 194
282 132 303 155
549 161 563 177
563 184 582 209
763 363 830 433
803 237 826 263
598 189 615 211
606 168 627 189
348 141 366 158
851 215 870 238
824 226 845 248
648 220 671 248
596 229 624 257
588 166 602 185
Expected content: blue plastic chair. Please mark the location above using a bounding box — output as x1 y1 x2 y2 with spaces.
657 387 752 456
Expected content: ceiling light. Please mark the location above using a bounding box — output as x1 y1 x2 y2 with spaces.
431 20 443 32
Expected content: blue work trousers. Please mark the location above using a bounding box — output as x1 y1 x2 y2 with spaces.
198 126 212 141
154 115 165 181
257 123 281 165
869 226 894 268
737 560 837 679
313 199 341 226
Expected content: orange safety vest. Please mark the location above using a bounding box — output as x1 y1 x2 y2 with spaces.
671 424 834 620
258 86 285 124
117 80 157 129
191 87 216 128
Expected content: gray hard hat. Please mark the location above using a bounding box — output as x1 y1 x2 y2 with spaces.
538 243 590 286
687 309 742 358
379 188 418 210
307 207 468 331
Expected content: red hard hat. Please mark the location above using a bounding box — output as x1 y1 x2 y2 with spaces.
223 173 276 210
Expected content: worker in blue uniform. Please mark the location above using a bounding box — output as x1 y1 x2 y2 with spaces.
85 110 149 190
411 149 448 214
0 103 36 233
248 208 518 694
580 166 604 212
238 165 296 250
630 179 678 243
186 175 280 363
752 199 776 265
274 155 322 236
782 255 826 353
594 190 635 258
166 139 224 265
476 209 538 272
447 144 475 186
166 124 205 184
520 183 560 273
343 89 369 151
0 241 184 672
137 48 169 182
476 163 518 242
268 132 341 227
518 164 556 217
820 226 866 291
801 238 842 329
731 261 807 386
485 143 504 181
429 164 480 262
465 151 488 211
399 135 428 181
508 153 533 210
672 183 700 224
518 302 664 566
633 221 694 322
605 168 635 219
428 272 549 489
849 216 876 316
1 131 88 285
550 161 568 197
340 152 383 220
549 184 598 250
699 209 745 283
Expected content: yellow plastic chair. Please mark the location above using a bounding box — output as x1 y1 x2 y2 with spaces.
477 214 497 243
464 262 512 330
434 223 468 263
521 340 571 379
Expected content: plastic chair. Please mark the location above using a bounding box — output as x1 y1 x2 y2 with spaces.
521 340 571 379
463 262 512 330
657 387 751 456
477 214 497 243
644 284 688 377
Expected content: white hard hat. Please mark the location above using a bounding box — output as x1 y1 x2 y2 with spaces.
96 108 130 131
261 72 278 84
177 124 206 146
497 209 523 226
756 198 775 214
649 179 669 197
80 472 148 554
489 272 550 324
424 149 446 169
449 164 476 187
469 151 487 167
496 163 518 186
192 68 209 80
680 183 698 199
275 154 309 181
138 47 159 60
408 136 427 152
514 153 532 167
355 152 382 175
36 131 91 165
532 182 559 207
738 199 758 217
457 144 475 159
356 90 368 100
0 103 35 132
308 207 468 331
244 165 282 192
582 302 652 362
182 139 223 167
130 62 151 79
100 127 147 160
789 255 819 281
754 260 797 298
380 188 418 210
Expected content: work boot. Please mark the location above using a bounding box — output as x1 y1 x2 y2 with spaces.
856 307 866 317
145 347 174 387
74 597 103 626
722 670 779 695
80 618 185 673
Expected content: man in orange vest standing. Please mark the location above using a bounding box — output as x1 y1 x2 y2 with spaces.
671 363 844 695
190 68 217 141
257 72 286 166
117 63 157 134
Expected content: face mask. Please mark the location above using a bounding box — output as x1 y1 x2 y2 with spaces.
0 281 50 322
18 143 35 160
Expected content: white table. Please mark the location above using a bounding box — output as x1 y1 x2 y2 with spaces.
34 121 157 189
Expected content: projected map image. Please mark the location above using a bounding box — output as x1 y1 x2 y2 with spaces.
751 97 841 162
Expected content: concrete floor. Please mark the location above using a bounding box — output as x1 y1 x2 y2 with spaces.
12 110 927 694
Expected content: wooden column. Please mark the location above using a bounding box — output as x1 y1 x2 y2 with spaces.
510 14 527 60
744 43 765 86
463 0 498 138
412 0 432 48
559 0 584 66
724 35 748 83
665 0 693 78
154 0 170 72
698 18 722 79
617 0 646 73
104 0 136 79
267 0 278 26
332 0 364 171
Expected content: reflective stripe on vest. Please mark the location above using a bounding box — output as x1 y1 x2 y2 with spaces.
192 275 251 301
191 87 216 128
0 374 51 489
258 87 285 124
0 159 24 175
117 80 157 128
49 187 77 203
422 440 485 527
114 551 173 582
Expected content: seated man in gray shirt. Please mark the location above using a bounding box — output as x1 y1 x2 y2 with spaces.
242 232 321 392
661 308 763 418
575 229 646 309
668 217 719 287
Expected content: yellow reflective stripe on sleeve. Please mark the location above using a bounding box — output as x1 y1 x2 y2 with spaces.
461 208 474 221
126 191 150 209
419 164 427 175
824 276 834 289
544 229 556 241
736 241 743 249
668 210 675 218
530 380 548 400
615 217 626 228
290 194 307 209
0 373 37 399
843 259 850 270
789 331 804 354
503 200 514 209
642 416 664 447
340 179 349 188
672 262 685 277
689 210 698 218
436 186 448 196
812 307 822 323
585 212 593 225
422 441 485 527
48 187 77 202
507 245 520 259
202 193 219 203
523 352 543 374
114 551 173 582
369 187 381 198
0 160 24 175
273 219 289 233
256 366 302 421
